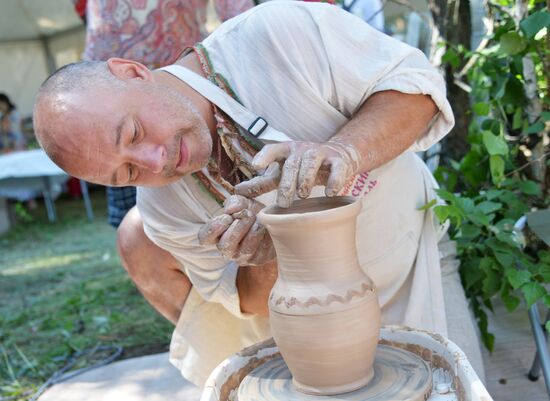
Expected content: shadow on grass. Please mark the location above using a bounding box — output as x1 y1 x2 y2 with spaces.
0 188 172 400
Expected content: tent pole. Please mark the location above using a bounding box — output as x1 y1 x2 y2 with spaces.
40 35 57 75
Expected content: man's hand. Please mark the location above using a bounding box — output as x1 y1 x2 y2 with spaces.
198 195 276 266
235 140 361 208
235 91 439 208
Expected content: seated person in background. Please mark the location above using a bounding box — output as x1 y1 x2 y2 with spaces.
0 93 26 153
33 2 485 386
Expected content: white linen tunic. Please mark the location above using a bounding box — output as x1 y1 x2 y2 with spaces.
137 1 455 386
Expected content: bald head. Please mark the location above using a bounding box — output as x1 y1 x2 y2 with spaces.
38 61 118 98
31 58 213 187
33 61 124 165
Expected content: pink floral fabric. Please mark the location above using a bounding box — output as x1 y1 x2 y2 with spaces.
83 0 254 68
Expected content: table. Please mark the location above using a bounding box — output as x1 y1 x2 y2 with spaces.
0 149 94 223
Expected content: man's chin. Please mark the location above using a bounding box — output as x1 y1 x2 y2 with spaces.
167 170 188 181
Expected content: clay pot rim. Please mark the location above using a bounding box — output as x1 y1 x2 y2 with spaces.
258 196 361 225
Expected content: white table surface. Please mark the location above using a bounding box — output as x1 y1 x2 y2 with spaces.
0 149 67 179
0 149 93 222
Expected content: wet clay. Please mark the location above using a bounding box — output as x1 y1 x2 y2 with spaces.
237 345 433 401
257 197 381 395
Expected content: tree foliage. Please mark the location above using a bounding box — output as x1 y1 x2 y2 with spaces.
434 0 550 351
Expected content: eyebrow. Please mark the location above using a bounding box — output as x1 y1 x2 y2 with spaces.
110 117 126 186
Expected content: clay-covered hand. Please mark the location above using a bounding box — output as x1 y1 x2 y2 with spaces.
235 140 362 207
197 195 276 266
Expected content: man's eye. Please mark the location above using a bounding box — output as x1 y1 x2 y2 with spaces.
132 121 138 143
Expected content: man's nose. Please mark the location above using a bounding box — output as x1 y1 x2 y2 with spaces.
131 144 167 174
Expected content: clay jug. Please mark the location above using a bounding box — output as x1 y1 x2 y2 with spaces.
257 196 381 396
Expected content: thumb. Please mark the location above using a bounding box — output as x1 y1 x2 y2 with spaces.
252 142 291 171
234 162 280 198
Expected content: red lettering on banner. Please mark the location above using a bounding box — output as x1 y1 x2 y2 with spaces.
340 172 378 197
363 180 378 195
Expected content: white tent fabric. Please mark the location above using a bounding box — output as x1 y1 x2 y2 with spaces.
0 0 85 118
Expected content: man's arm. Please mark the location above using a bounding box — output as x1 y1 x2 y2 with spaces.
235 90 438 206
237 260 278 316
330 90 437 173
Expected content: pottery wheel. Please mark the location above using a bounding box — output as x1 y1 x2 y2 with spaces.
237 345 432 401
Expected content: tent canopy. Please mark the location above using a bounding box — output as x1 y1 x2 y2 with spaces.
0 0 85 118
0 0 82 43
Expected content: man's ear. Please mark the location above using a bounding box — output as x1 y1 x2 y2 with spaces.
107 58 154 82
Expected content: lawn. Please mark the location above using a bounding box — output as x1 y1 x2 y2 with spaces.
0 188 173 400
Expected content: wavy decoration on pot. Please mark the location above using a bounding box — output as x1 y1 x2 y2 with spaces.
270 281 374 309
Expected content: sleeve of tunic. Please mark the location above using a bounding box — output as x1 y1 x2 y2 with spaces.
226 2 454 151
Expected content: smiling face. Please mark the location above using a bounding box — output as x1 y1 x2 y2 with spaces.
34 60 213 187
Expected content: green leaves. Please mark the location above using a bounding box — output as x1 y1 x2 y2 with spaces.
501 289 520 312
506 269 531 289
482 131 508 156
481 257 502 298
499 32 526 55
462 258 486 291
442 47 460 68
473 102 490 116
435 3 549 353
520 10 550 39
518 180 541 196
477 201 502 214
489 155 505 184
525 120 545 134
418 199 437 211
459 224 481 238
521 282 547 308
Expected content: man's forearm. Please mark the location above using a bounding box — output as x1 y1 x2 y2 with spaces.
331 90 438 172
237 259 278 317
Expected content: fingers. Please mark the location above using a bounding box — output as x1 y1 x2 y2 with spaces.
297 148 325 199
218 210 256 259
278 153 303 208
239 140 359 206
251 143 291 171
200 193 270 264
234 222 268 264
220 218 275 266
325 158 352 196
234 162 280 198
235 143 289 198
246 233 276 266
224 195 252 214
198 214 234 245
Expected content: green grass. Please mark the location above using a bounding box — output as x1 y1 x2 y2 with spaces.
0 188 173 400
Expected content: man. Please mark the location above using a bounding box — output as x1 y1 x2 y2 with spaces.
33 1 484 385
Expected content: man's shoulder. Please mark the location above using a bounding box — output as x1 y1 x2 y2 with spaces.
205 1 335 42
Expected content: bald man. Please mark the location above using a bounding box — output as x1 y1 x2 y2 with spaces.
34 1 484 385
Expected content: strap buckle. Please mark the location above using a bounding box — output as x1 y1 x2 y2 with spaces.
248 117 268 138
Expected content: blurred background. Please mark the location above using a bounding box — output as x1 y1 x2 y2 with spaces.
1 1 548 401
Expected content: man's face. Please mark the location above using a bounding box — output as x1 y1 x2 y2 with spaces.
39 79 212 187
